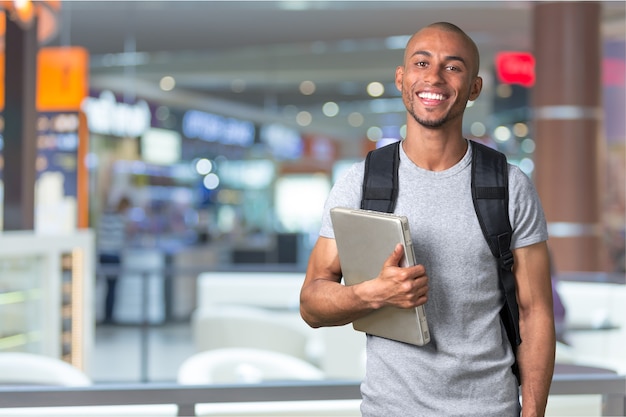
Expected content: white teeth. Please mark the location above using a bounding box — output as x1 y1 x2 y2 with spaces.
418 92 444 101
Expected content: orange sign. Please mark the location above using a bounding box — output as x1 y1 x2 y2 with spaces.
0 52 4 109
0 46 88 111
37 46 89 111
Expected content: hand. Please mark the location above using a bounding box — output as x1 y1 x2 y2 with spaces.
371 243 429 309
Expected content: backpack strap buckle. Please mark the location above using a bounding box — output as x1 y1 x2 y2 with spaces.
497 233 514 271
499 248 514 271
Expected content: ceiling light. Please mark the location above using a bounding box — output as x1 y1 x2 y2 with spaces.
494 126 512 142
322 102 339 117
470 122 486 137
366 126 383 141
348 112 364 127
0 0 60 44
518 158 535 175
496 84 512 98
159 76 175 91
399 125 407 138
203 173 220 190
296 111 312 126
195 158 213 175
521 138 536 153
513 122 529 137
299 80 316 95
367 82 384 97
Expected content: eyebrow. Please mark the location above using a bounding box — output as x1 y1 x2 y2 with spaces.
411 50 467 65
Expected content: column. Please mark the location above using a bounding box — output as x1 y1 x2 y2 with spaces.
532 2 604 271
2 15 39 230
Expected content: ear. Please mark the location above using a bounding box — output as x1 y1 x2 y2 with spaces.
469 76 482 101
394 66 404 92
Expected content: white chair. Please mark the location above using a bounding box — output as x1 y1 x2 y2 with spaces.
191 305 312 361
0 352 91 386
179 349 360 417
0 354 177 416
177 347 325 384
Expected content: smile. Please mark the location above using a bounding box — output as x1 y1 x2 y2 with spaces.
418 92 445 101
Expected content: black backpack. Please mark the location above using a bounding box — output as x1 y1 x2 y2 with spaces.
361 140 521 384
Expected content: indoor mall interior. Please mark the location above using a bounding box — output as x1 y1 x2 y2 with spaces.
0 1 624 416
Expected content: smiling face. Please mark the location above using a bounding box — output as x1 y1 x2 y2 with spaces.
396 24 482 130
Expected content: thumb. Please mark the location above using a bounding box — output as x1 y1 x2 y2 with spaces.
383 243 405 268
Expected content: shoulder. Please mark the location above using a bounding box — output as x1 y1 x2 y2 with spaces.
319 160 365 238
507 164 536 195
506 164 548 246
334 159 365 190
328 159 365 207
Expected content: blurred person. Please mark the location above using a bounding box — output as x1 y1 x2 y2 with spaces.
300 22 555 417
97 196 131 324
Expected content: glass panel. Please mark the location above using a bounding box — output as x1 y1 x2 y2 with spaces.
0 255 45 353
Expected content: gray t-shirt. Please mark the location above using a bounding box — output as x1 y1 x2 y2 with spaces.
319 140 548 417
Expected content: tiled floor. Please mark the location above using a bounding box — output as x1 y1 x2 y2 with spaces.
91 322 196 384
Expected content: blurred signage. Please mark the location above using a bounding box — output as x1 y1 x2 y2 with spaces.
260 123 303 160
182 110 255 147
0 46 88 111
81 90 151 137
0 111 83 233
495 52 535 87
140 128 181 165
34 111 83 234
218 159 275 189
37 47 89 111
37 112 80 152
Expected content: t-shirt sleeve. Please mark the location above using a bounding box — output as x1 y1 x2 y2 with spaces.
319 161 365 238
508 165 549 249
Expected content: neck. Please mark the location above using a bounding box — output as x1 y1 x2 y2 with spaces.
402 126 467 171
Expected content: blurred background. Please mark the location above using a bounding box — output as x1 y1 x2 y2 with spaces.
0 1 624 416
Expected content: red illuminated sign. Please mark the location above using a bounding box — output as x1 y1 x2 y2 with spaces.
495 52 535 87
603 58 626 87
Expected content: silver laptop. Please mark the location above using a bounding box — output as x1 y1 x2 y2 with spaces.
330 207 430 346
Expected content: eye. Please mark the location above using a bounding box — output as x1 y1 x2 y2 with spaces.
446 65 460 72
415 61 427 68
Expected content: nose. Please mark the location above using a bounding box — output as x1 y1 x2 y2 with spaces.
423 66 444 84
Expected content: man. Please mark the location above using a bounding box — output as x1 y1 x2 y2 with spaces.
300 22 555 417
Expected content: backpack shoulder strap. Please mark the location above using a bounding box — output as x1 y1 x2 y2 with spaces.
361 141 400 213
470 140 521 384
471 140 513 261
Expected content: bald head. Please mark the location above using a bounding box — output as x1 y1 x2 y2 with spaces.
404 22 481 78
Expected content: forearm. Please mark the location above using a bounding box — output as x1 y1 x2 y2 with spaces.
517 307 556 417
300 278 376 328
300 238 428 329
300 237 381 328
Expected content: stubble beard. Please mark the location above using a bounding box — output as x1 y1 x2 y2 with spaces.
407 106 448 128
404 89 467 129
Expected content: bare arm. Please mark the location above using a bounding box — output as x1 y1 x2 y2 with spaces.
300 236 429 328
514 241 556 417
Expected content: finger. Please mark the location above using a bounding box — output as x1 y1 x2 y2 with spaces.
383 243 405 268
